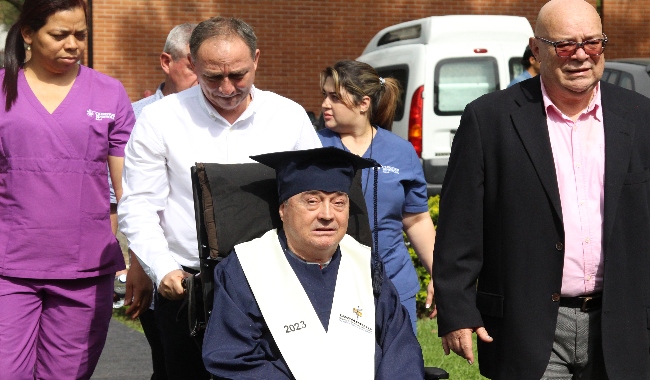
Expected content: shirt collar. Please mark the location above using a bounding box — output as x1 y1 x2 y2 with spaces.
540 77 602 122
154 83 165 101
198 85 258 125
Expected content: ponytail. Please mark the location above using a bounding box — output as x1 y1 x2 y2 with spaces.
370 77 400 130
2 23 27 111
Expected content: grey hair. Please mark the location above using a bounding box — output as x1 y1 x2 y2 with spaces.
190 17 257 61
163 23 197 61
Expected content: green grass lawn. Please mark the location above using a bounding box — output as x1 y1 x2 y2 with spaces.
113 309 486 379
417 318 487 380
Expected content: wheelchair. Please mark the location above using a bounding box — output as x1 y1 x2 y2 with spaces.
189 162 448 380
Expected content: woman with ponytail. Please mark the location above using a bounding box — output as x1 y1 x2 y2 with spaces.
318 60 436 333
0 0 134 378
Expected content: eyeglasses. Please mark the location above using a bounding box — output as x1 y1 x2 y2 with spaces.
535 33 608 57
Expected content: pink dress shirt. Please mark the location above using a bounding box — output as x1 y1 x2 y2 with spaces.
542 78 604 297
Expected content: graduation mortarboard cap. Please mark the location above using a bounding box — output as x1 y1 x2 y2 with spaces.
250 147 377 203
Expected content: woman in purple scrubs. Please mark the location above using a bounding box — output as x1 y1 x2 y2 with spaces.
0 0 134 378
317 60 436 333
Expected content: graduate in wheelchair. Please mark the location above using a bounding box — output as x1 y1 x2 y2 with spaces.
191 147 448 380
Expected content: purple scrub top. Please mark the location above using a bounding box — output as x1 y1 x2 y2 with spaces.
0 66 135 279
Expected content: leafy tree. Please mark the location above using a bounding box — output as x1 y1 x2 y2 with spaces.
1 0 22 27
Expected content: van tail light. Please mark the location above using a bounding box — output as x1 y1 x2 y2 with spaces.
408 85 424 157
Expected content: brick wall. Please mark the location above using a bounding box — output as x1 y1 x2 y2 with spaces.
602 0 650 61
90 0 640 115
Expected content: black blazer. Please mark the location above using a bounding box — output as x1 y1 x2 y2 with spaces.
434 76 650 379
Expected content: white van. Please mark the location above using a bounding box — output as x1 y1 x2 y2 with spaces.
357 15 533 194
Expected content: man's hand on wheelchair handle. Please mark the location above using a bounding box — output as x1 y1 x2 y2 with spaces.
159 269 191 301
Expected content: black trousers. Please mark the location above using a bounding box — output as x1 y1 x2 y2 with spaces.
139 308 168 380
154 291 210 380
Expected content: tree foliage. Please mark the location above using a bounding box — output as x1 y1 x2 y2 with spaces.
1 0 22 27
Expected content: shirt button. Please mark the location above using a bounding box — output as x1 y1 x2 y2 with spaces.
555 242 564 251
552 293 561 302
585 238 590 244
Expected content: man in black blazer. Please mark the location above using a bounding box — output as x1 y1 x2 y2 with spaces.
433 0 650 379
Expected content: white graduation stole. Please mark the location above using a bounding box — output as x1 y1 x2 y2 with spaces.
236 229 375 380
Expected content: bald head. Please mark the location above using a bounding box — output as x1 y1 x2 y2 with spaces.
530 0 604 115
536 0 602 38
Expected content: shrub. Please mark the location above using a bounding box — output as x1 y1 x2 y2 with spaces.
406 195 439 318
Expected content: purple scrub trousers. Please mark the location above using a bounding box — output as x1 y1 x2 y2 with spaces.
0 274 113 380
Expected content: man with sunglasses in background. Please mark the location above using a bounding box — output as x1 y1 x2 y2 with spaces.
433 0 650 378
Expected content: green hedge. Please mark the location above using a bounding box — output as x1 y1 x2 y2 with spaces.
406 195 439 318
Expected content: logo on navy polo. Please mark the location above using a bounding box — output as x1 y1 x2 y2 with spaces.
87 109 116 121
382 166 399 174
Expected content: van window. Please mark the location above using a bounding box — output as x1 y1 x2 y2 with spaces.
375 65 409 121
378 25 421 47
509 57 523 82
434 57 499 116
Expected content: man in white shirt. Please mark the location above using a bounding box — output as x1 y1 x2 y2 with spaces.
119 17 321 379
121 23 198 380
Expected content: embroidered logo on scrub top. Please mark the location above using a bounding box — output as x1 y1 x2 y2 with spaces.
87 109 116 121
382 166 400 174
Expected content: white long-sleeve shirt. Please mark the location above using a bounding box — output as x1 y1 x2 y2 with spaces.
118 85 321 285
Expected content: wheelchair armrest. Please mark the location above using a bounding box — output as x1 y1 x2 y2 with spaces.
424 366 449 379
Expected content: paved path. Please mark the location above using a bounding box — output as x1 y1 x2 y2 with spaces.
92 319 153 380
